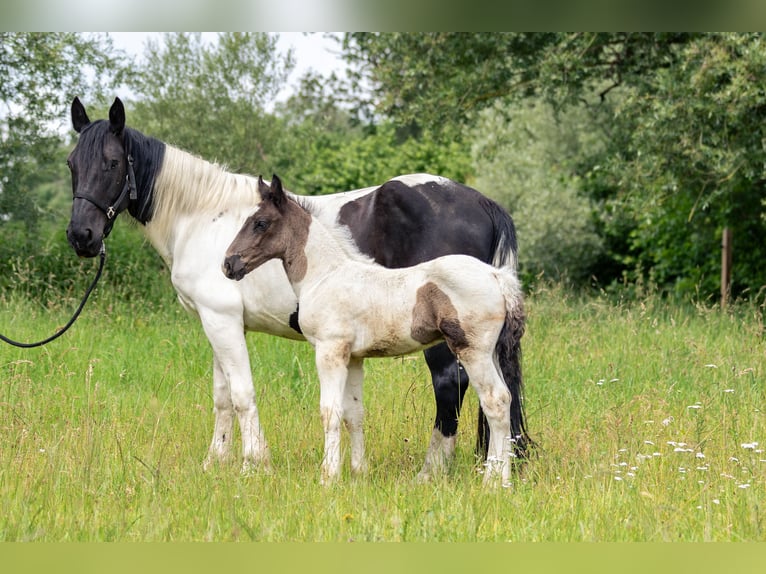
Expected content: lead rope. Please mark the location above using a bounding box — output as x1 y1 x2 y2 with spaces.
0 244 106 348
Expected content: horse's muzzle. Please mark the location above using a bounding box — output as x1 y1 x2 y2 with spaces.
222 254 246 281
66 224 103 258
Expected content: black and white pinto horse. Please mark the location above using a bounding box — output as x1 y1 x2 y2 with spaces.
224 175 526 485
65 97 530 479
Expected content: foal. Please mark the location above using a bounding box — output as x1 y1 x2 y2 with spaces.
223 175 526 485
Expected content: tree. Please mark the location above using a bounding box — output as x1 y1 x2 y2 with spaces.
340 33 693 135
126 33 294 176
471 100 605 284
597 33 766 298
0 33 121 227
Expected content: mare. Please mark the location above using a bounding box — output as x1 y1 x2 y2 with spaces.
223 175 527 484
65 96 530 479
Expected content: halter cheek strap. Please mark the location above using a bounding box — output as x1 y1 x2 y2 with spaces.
73 154 137 222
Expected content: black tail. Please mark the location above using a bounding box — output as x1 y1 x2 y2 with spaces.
476 198 531 459
478 303 532 460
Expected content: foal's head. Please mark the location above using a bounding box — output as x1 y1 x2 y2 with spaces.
223 174 308 281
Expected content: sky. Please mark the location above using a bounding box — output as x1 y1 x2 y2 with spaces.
108 32 348 104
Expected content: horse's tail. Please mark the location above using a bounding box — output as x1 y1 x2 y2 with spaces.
476 198 527 458
490 268 533 461
481 196 518 272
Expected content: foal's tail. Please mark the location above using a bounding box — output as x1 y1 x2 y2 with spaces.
491 268 533 460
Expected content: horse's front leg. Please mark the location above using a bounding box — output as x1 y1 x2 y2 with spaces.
343 358 367 476
199 308 271 474
203 354 234 469
315 341 350 485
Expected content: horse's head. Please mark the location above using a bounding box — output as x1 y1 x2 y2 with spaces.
223 174 291 281
66 97 134 257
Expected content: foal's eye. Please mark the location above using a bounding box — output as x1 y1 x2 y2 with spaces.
253 219 269 232
109 159 119 170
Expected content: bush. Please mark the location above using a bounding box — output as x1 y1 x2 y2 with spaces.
0 218 175 311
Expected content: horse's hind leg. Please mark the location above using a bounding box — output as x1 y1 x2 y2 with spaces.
462 354 512 486
418 343 469 481
343 358 368 476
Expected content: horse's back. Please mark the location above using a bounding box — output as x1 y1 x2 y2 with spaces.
336 175 513 268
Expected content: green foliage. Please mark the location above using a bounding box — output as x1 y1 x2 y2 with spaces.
597 33 766 298
0 219 174 311
471 100 605 284
0 33 122 228
291 122 472 196
341 33 694 134
126 33 293 175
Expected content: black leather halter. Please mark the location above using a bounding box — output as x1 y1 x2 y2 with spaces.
73 153 137 222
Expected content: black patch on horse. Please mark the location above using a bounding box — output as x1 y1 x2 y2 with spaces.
338 178 517 268
289 307 302 335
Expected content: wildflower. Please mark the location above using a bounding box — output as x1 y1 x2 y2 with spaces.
724 389 735 394
741 442 759 450
696 452 706 459
738 484 751 489
712 499 720 505
662 417 674 426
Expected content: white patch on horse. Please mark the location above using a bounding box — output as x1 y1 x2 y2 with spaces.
391 173 449 187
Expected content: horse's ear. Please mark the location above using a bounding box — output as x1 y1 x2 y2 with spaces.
270 174 286 210
71 97 90 133
258 175 270 197
108 97 126 136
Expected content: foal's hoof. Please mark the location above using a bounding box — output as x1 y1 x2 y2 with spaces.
241 458 272 477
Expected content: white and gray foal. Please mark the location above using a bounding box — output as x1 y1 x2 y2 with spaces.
223 175 525 485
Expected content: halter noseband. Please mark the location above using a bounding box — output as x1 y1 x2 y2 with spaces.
74 153 137 222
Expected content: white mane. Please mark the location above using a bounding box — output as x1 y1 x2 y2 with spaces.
150 145 262 245
298 197 375 265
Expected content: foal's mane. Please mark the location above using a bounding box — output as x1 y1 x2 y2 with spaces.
291 194 375 265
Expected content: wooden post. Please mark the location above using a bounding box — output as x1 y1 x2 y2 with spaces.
721 227 732 308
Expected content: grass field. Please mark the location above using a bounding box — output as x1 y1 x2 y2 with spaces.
0 285 764 541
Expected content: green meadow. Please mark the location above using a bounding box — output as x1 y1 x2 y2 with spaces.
1 286 764 541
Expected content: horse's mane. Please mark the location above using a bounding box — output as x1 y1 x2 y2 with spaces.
150 144 261 244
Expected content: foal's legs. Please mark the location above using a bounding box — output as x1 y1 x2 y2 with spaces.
461 353 512 485
315 341 350 484
343 358 367 475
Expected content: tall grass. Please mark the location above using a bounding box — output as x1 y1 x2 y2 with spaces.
0 286 764 541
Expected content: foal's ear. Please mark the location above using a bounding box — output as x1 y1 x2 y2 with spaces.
108 97 126 136
269 174 286 211
71 97 91 133
258 175 271 197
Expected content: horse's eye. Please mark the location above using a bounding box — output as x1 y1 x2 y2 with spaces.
66 159 72 170
109 159 119 170
253 219 269 232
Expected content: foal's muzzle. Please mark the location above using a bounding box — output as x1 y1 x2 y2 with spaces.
223 254 246 281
